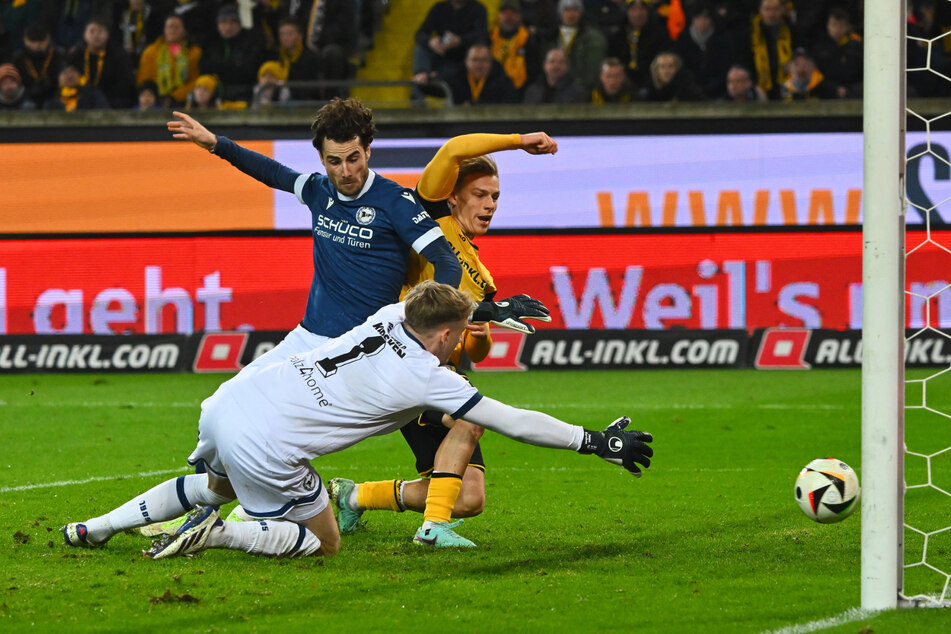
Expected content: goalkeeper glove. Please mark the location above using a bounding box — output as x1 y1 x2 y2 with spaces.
577 416 653 477
471 295 552 334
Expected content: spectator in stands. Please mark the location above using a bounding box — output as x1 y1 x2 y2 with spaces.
137 14 202 108
608 0 671 90
0 63 36 110
674 2 733 99
270 18 323 101
199 4 264 102
908 0 950 97
638 50 705 101
413 0 489 89
743 0 797 100
812 7 862 99
443 42 519 105
296 0 356 60
781 47 836 101
519 0 558 40
490 0 542 96
0 0 45 63
251 60 292 108
523 46 587 103
585 0 627 36
12 23 66 106
590 55 636 102
67 17 135 109
723 64 767 103
285 0 355 97
133 79 162 110
49 0 101 53
114 1 166 62
545 0 607 92
43 62 110 110
186 73 220 110
165 0 217 48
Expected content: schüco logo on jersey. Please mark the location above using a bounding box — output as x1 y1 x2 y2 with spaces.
315 214 374 249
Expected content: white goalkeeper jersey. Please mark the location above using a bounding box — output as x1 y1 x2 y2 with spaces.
212 302 482 461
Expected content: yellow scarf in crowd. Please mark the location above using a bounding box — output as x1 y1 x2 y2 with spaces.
751 14 791 93
491 26 529 89
60 86 79 112
280 42 304 76
156 41 190 96
467 73 486 102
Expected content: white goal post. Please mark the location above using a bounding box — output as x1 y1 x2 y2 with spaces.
861 0 905 611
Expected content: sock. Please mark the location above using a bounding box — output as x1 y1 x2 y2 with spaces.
209 520 321 557
356 479 404 512
84 474 231 543
423 472 463 524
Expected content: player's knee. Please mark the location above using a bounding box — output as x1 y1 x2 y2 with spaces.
454 483 486 517
457 419 485 443
318 532 340 557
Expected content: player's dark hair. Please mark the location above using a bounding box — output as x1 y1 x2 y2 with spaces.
310 98 376 154
404 281 474 334
455 155 498 191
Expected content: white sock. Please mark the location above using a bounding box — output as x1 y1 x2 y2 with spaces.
208 520 322 557
83 474 231 543
348 485 361 510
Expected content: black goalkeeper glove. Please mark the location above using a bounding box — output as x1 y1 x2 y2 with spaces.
577 416 653 477
471 295 552 334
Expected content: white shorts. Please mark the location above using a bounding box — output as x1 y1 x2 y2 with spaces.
243 323 329 370
187 387 329 523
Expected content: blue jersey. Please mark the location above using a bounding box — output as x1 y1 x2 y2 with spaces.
212 137 454 337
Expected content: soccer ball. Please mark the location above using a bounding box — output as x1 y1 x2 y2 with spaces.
794 458 860 524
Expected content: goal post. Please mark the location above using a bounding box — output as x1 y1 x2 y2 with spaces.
861 0 906 611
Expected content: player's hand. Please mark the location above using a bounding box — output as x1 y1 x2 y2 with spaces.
578 417 653 477
519 132 558 155
167 111 217 150
466 322 490 338
471 295 552 334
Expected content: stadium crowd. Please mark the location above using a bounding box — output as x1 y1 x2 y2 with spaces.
0 0 945 111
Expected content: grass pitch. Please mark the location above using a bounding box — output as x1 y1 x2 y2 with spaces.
2 369 950 633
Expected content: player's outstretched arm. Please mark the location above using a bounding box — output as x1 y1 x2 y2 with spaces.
168 111 301 193
167 111 217 150
417 132 557 201
471 294 551 334
461 398 653 477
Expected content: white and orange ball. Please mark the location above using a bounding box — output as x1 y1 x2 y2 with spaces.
795 458 860 524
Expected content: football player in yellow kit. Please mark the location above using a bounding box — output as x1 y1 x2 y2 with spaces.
329 131 558 547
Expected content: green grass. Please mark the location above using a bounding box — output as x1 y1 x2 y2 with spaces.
2 370 950 632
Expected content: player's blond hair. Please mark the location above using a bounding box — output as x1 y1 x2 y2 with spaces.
404 281 474 334
454 155 498 192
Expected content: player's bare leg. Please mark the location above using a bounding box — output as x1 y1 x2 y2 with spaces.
331 417 486 546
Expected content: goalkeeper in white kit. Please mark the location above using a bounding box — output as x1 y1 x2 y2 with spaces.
62 282 653 560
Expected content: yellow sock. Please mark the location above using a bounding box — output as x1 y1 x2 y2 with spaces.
423 473 463 524
356 479 403 512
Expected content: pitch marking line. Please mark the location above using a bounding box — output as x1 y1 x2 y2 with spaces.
0 467 191 494
760 607 880 634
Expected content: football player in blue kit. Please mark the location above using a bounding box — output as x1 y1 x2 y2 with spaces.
167 98 463 359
